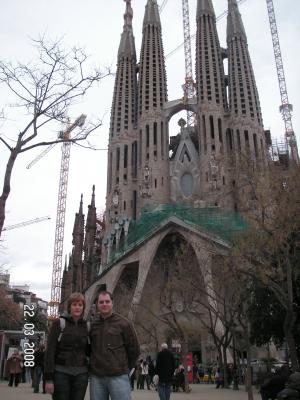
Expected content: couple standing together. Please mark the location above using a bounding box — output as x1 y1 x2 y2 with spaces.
44 290 140 400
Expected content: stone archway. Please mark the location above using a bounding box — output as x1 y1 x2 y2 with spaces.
134 231 209 356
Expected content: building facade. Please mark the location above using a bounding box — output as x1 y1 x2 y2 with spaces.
64 0 273 359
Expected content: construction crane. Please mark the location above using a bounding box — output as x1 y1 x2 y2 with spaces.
3 216 51 231
181 0 196 126
266 0 299 164
165 0 247 59
48 114 87 319
159 0 169 13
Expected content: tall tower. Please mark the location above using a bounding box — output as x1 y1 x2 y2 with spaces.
227 0 266 170
71 195 85 292
137 0 169 210
106 0 138 232
195 0 228 206
83 186 97 288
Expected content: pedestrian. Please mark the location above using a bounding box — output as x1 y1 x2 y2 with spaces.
33 344 46 393
215 367 222 388
155 343 175 400
137 359 143 389
148 358 155 387
6 349 22 387
90 290 140 400
44 292 90 400
141 360 150 389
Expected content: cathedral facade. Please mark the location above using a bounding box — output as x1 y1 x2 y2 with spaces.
63 0 271 359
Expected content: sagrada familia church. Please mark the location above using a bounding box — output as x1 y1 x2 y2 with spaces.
60 0 280 358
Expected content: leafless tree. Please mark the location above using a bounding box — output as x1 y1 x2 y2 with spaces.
0 37 111 236
229 163 300 371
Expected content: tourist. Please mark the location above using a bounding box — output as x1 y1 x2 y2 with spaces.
6 349 22 387
89 290 140 400
44 292 90 400
155 343 175 400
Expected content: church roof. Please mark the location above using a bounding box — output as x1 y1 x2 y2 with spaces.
106 204 247 268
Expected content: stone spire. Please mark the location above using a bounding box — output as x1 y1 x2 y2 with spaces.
226 0 267 174
195 0 226 109
83 186 98 288
118 0 136 58
196 0 215 18
106 0 139 232
227 0 247 41
143 0 161 28
195 0 228 206
137 0 169 209
72 194 84 243
110 0 137 138
227 0 263 126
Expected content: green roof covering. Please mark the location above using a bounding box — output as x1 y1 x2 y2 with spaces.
105 204 247 269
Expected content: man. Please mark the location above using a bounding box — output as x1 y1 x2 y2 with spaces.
155 343 175 400
33 344 46 393
90 291 140 400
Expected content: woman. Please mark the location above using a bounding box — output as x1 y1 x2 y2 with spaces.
6 349 22 387
44 292 89 400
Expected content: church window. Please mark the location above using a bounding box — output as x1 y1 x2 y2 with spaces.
181 173 193 198
116 148 120 171
146 125 150 147
124 145 128 168
154 122 157 145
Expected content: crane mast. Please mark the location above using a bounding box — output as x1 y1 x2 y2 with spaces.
48 114 86 319
181 0 196 126
266 0 299 164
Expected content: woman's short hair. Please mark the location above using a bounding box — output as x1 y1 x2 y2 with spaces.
67 292 85 314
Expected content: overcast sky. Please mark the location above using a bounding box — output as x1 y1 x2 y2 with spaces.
0 0 299 302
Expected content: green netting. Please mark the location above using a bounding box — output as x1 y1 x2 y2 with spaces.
106 204 247 268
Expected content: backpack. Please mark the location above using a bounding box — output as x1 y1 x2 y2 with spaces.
58 317 91 344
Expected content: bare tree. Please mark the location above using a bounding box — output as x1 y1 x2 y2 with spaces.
229 163 300 371
0 37 111 236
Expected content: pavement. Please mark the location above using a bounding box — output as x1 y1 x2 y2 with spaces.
0 380 261 400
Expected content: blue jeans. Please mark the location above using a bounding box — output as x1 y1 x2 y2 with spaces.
53 371 88 400
158 383 172 400
33 366 42 392
90 374 131 400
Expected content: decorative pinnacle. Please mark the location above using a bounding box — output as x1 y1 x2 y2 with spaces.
143 0 160 28
124 0 133 28
196 0 215 19
79 193 83 214
227 0 247 41
91 185 95 207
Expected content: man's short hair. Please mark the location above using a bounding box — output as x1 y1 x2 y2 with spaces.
161 343 168 349
98 290 113 301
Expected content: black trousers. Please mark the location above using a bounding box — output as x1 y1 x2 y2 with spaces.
8 373 20 387
53 371 88 400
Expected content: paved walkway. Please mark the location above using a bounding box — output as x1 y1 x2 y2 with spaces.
0 380 261 400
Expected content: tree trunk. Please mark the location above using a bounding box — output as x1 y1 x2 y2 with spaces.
284 308 299 371
222 344 229 388
245 333 254 400
0 148 19 236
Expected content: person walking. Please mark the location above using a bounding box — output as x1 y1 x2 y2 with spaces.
6 349 22 387
90 290 140 400
155 343 175 400
33 344 46 393
44 292 90 400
